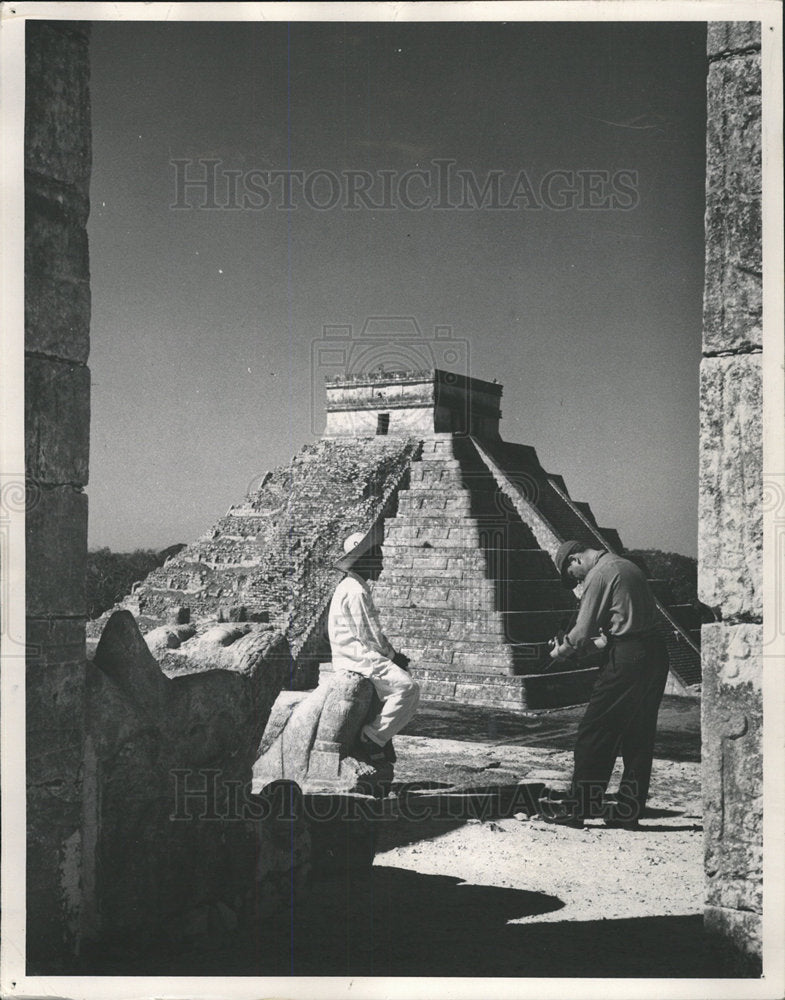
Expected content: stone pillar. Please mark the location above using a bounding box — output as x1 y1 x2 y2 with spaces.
24 21 91 968
700 22 762 968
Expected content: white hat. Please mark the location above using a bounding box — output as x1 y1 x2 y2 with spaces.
335 525 383 571
342 531 366 555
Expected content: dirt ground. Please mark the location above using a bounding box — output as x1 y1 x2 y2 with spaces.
90 696 757 980
274 695 749 980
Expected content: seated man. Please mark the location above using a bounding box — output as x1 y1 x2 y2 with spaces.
328 528 420 766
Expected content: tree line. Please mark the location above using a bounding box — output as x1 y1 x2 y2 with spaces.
87 544 707 622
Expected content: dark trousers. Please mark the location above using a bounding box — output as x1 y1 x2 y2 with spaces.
570 634 669 820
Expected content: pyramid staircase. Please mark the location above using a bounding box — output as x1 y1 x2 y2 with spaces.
370 433 701 710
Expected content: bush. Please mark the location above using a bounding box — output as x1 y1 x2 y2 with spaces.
627 548 713 621
86 544 185 619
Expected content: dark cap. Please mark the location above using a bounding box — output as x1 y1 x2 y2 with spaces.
554 539 584 588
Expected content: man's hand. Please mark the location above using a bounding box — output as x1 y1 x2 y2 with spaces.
548 634 573 662
592 630 608 650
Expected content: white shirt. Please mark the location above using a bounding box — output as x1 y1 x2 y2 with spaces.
328 571 397 677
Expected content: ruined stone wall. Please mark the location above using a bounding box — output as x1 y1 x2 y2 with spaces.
700 21 763 967
24 20 92 967
96 437 421 687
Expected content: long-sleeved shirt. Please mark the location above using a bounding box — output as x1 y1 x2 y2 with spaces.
328 571 397 677
566 552 659 650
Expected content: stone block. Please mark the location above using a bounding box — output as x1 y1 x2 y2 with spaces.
25 273 91 364
26 486 88 617
703 52 762 354
702 623 762 957
26 193 90 282
707 22 761 59
26 657 86 736
25 356 90 484
25 22 92 197
698 355 762 618
26 617 86 668
705 907 762 967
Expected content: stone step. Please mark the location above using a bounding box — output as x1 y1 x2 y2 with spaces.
389 639 554 674
374 581 498 612
380 544 558 579
406 664 601 711
418 434 482 459
396 490 504 517
409 464 498 489
384 521 537 548
373 578 577 612
379 607 573 643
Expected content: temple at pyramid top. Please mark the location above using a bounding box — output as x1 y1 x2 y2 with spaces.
323 369 503 438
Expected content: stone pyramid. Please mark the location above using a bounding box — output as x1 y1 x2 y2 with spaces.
97 369 701 709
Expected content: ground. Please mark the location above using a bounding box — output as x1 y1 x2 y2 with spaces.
276 695 733 979
115 694 755 980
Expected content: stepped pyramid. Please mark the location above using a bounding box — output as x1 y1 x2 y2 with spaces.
97 369 701 709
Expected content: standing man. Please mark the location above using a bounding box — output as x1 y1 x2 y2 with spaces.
545 540 670 829
328 528 420 767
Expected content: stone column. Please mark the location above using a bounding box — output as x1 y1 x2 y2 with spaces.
700 22 762 968
24 21 91 967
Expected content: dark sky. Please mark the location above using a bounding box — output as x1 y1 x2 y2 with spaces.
87 19 707 556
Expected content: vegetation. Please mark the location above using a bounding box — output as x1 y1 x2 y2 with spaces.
627 548 711 617
86 544 185 619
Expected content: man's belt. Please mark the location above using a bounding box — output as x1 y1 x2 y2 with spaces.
608 630 658 644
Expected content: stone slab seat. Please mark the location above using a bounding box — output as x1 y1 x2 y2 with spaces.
253 670 392 795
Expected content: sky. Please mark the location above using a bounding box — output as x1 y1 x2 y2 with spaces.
86 18 708 557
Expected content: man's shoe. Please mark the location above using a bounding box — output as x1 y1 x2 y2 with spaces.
356 735 388 767
537 813 584 829
537 797 583 828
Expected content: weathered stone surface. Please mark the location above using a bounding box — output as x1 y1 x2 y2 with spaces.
254 672 386 793
26 616 86 668
26 486 88 617
144 623 196 657
707 21 761 59
25 272 91 364
26 193 91 281
24 19 92 972
702 623 762 955
25 357 90 484
26 658 86 740
698 355 762 618
113 437 420 672
83 611 302 951
25 22 92 197
705 907 762 969
703 51 762 354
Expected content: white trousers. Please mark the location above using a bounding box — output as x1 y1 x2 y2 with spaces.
355 662 420 746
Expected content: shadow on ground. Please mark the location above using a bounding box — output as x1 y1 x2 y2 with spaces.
407 695 700 763
125 865 755 979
